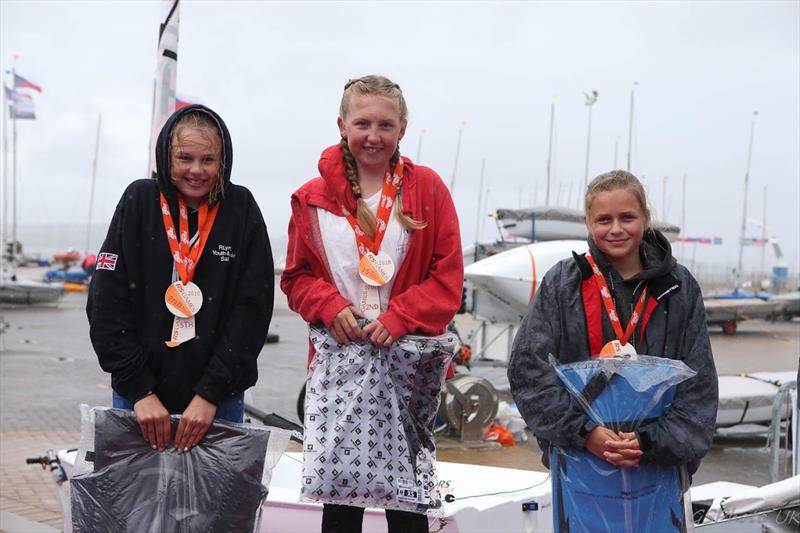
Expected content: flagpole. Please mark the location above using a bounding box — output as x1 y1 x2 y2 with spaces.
11 67 18 277
1 75 8 275
85 113 102 256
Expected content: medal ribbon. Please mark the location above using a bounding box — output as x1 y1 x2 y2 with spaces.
585 253 648 346
159 193 220 285
342 159 403 258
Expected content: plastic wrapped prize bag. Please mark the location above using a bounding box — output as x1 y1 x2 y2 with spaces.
302 324 457 515
549 355 697 533
70 405 290 533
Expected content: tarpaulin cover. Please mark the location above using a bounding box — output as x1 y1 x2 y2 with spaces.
302 325 457 515
550 355 696 533
70 406 290 533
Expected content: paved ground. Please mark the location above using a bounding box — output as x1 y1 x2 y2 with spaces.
0 270 798 531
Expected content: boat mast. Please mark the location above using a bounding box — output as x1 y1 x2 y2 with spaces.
474 158 486 256
85 113 101 256
449 121 465 194
583 90 598 189
626 82 638 172
545 98 556 206
736 111 758 290
415 128 425 164
760 185 767 280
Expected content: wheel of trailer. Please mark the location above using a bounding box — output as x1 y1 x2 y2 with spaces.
297 383 306 423
722 321 737 335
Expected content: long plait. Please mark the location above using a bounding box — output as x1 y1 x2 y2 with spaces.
340 137 377 238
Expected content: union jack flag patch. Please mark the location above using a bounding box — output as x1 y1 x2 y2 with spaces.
97 252 118 271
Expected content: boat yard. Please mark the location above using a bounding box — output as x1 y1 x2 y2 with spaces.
0 268 797 531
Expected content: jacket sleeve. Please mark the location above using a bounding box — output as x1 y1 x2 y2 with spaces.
636 277 719 467
508 266 597 449
280 198 351 328
194 196 274 404
87 186 158 402
377 179 464 340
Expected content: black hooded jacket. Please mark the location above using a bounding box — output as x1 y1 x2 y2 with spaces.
508 230 718 475
87 105 274 412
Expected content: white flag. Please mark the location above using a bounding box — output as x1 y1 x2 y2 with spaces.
147 0 180 177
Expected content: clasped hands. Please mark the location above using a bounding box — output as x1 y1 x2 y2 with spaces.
330 305 394 347
133 393 216 453
585 426 643 468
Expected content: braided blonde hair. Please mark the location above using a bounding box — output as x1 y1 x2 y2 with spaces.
339 75 426 238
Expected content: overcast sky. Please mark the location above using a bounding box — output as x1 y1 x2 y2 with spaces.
1 0 798 275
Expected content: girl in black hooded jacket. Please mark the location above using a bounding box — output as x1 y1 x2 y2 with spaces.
88 105 273 453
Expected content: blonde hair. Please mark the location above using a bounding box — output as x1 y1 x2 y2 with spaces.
169 110 225 204
585 170 651 227
339 75 425 238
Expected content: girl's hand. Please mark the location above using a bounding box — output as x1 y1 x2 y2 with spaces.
362 320 394 347
175 395 216 453
331 305 362 345
585 426 621 461
134 394 171 451
603 431 643 468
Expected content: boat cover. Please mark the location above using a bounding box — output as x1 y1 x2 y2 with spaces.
302 324 457 515
550 355 696 533
70 406 289 533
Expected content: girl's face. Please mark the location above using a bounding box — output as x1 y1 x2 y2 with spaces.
585 187 649 264
170 127 221 208
338 94 406 177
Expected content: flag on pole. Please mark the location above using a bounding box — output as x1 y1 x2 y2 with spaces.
14 73 42 93
4 85 36 119
175 92 203 110
148 0 180 177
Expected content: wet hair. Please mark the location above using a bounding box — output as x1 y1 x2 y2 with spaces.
339 75 425 237
584 170 651 227
169 110 225 204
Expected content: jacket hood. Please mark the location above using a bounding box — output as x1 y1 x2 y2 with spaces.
154 104 233 206
315 143 416 215
586 228 677 282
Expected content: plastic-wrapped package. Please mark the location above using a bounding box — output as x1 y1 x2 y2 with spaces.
70 406 290 533
549 355 696 533
301 325 457 515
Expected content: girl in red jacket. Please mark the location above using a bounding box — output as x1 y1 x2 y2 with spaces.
281 75 463 533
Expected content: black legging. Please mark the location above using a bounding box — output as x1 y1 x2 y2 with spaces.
322 503 428 533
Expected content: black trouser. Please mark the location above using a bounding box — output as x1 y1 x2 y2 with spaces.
322 503 429 533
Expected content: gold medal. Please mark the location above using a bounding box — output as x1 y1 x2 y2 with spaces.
164 281 203 318
358 251 395 287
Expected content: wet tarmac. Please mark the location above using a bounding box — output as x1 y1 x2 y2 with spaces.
0 270 798 529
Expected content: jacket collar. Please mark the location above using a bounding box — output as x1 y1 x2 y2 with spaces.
305 144 417 215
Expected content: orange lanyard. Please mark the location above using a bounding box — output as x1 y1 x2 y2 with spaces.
159 193 220 284
342 159 403 257
585 253 648 346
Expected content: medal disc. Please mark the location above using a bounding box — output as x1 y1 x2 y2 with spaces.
164 281 203 318
599 340 637 359
358 251 395 287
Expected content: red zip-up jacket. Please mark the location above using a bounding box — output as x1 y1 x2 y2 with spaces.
281 144 464 364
